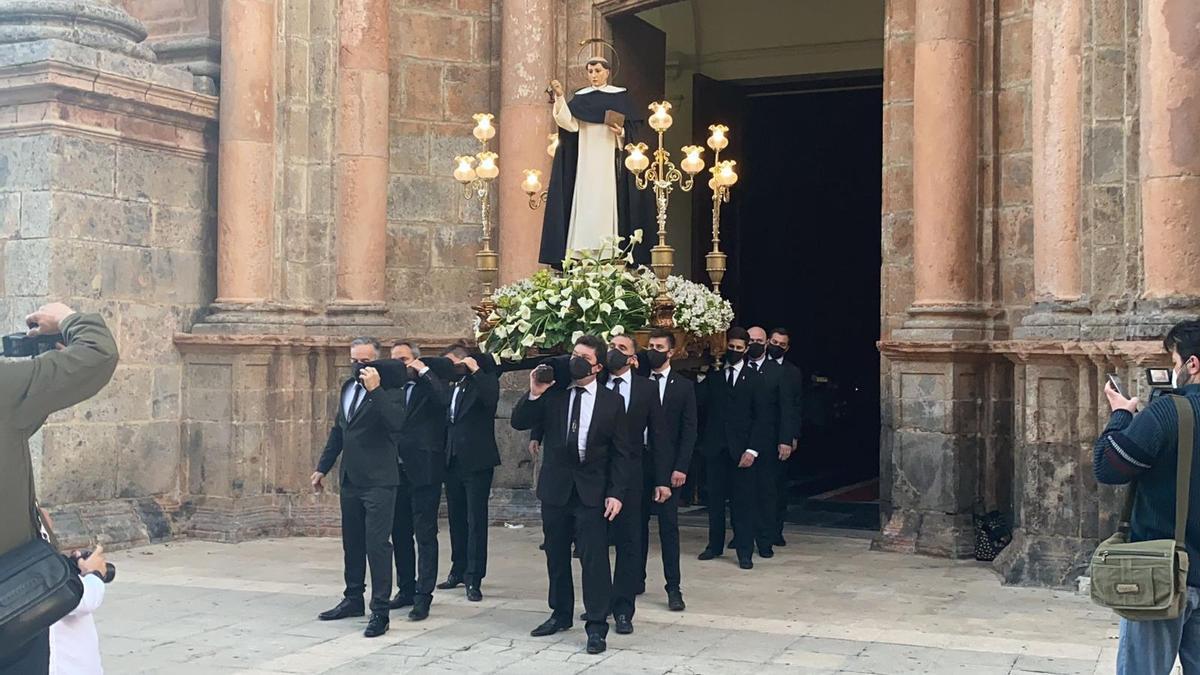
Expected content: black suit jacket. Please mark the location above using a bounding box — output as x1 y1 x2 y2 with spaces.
749 359 796 454
446 369 501 472
318 379 406 487
777 359 803 441
511 383 634 508
697 362 770 462
651 370 698 484
393 370 451 487
600 371 668 501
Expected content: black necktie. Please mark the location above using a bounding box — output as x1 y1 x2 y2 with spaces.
404 382 415 408
727 366 736 388
611 377 625 408
566 387 583 461
651 373 664 403
348 384 364 418
749 360 759 372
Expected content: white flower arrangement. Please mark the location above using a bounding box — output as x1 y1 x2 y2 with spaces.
666 274 734 337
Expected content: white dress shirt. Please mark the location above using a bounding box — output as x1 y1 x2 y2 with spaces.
342 381 365 419
449 380 464 422
567 379 598 461
750 356 767 372
50 574 105 675
651 366 671 403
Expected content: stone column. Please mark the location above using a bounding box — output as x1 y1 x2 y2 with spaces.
499 0 555 285
1031 0 1083 303
331 0 390 317
215 0 276 305
0 0 156 60
907 0 981 332
1141 0 1200 300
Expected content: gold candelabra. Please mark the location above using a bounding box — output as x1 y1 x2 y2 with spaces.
454 113 500 317
704 124 739 293
624 101 707 327
521 134 559 209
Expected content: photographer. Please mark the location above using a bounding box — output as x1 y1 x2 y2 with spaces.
0 303 118 675
50 545 112 675
1094 320 1200 673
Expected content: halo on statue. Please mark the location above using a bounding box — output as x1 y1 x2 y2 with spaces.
576 37 620 85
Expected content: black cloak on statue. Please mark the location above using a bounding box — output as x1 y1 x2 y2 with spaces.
537 87 655 268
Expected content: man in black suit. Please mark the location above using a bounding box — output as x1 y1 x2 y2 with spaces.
511 334 633 655
312 337 406 638
436 341 500 602
388 340 450 622
766 327 802 546
744 326 796 559
697 327 769 569
639 327 696 612
602 333 667 635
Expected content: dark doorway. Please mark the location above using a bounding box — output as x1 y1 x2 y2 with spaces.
693 73 884 530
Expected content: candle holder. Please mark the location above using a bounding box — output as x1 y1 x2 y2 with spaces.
704 124 738 293
522 134 559 210
455 113 500 318
624 101 706 328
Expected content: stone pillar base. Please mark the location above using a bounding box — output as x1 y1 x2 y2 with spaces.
1015 301 1090 340
192 302 321 334
895 304 991 341
873 509 975 558
992 530 1095 588
324 301 393 329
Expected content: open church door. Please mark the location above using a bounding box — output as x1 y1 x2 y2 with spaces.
690 74 746 305
610 16 667 122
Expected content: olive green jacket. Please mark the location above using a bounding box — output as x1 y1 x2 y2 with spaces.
0 313 118 557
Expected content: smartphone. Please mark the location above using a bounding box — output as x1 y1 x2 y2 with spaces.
1107 373 1126 398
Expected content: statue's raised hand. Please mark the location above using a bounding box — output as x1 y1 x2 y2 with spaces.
550 79 565 98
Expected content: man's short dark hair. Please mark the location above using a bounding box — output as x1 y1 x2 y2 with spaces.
649 327 675 349
441 338 472 359
769 327 790 340
574 334 606 361
1164 320 1200 363
351 336 381 353
392 340 421 358
727 327 750 343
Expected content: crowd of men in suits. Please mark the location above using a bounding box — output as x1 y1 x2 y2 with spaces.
309 324 802 655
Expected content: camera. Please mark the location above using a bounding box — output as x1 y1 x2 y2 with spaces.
2 332 62 358
66 550 116 584
1146 367 1177 402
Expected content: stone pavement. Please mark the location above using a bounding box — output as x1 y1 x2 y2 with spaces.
97 525 1127 674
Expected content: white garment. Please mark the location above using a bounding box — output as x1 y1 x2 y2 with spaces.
553 86 625 256
566 379 598 461
50 574 105 675
342 381 364 419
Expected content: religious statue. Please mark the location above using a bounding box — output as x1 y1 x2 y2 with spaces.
538 41 653 267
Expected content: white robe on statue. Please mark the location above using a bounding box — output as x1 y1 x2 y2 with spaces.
554 85 624 256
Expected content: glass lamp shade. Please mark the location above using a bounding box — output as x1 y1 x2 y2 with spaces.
708 176 719 191
648 102 674 132
717 160 739 187
680 145 705 175
453 155 477 183
624 143 650 173
707 124 729 152
522 169 543 195
476 151 499 180
547 133 559 158
472 113 496 142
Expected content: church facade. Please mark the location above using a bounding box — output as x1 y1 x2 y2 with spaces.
0 0 1194 587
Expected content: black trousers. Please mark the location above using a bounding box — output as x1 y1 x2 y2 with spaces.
754 452 780 548
393 467 441 601
542 488 610 637
639 464 681 593
0 629 48 675
340 483 397 615
445 459 494 586
774 454 791 539
705 451 757 558
610 458 643 618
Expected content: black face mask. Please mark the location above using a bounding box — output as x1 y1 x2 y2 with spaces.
746 343 765 360
725 349 744 365
643 349 669 371
767 344 787 360
606 348 629 372
569 355 594 381
351 362 367 381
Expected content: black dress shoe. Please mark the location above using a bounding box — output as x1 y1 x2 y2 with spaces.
530 616 572 637
364 613 389 637
389 591 413 610
759 546 775 559
738 557 754 570
774 535 787 547
318 598 365 621
466 585 482 602
408 598 431 622
697 549 721 561
635 584 646 596
436 575 463 590
614 614 633 634
586 634 607 654
667 590 686 612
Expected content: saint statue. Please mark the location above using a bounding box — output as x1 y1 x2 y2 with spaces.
538 45 653 267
